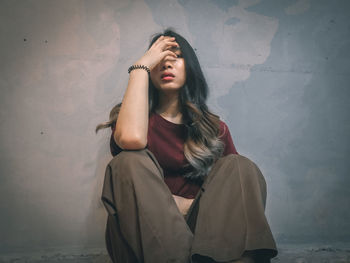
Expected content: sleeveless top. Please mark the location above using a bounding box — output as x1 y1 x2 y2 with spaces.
110 112 238 199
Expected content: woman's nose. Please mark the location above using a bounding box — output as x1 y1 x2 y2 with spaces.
161 56 175 69
162 62 172 69
161 60 173 69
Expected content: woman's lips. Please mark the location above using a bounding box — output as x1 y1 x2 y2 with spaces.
162 76 175 80
161 72 175 81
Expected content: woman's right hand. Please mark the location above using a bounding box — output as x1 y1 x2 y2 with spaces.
134 36 179 71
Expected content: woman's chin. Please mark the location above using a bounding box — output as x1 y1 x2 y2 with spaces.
156 85 182 93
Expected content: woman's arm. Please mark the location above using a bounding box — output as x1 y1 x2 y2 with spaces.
114 70 149 149
114 36 179 150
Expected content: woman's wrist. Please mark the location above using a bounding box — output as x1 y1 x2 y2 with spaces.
134 57 151 69
128 55 152 74
128 64 150 74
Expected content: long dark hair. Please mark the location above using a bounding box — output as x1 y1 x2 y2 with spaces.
97 28 224 181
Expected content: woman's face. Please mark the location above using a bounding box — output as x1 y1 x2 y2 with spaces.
150 37 186 93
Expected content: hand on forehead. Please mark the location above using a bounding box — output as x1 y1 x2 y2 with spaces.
169 46 181 52
163 35 174 40
163 36 179 45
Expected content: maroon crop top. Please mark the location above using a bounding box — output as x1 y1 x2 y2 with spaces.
110 112 238 199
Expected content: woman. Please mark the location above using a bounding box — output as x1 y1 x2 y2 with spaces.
96 29 278 263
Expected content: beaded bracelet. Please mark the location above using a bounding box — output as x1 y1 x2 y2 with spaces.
128 64 150 74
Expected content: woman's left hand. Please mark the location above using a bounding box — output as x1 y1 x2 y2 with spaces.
172 194 194 216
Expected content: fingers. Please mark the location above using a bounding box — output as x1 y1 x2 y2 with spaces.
153 36 178 51
160 39 179 59
162 38 179 51
140 36 180 70
163 50 177 59
151 35 170 47
153 35 165 46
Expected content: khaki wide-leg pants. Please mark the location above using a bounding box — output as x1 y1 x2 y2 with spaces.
101 149 278 263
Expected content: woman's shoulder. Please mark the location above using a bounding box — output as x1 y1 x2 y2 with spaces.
217 117 239 155
218 118 230 138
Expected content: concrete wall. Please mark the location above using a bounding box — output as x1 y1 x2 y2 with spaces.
1 0 349 258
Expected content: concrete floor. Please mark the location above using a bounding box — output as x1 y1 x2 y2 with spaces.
1 244 349 263
271 245 350 263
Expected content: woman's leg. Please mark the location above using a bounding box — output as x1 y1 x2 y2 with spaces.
101 149 193 263
188 154 278 263
105 213 138 263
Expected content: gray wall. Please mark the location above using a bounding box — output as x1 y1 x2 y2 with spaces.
1 0 349 257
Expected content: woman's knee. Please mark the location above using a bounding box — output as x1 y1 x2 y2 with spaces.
218 154 266 185
222 153 255 167
238 155 266 185
109 149 150 170
233 155 267 201
107 149 162 181
218 154 267 205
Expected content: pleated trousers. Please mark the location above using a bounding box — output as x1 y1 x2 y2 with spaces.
101 149 278 263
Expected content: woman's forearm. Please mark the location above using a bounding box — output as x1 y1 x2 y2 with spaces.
114 69 149 149
114 36 179 150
